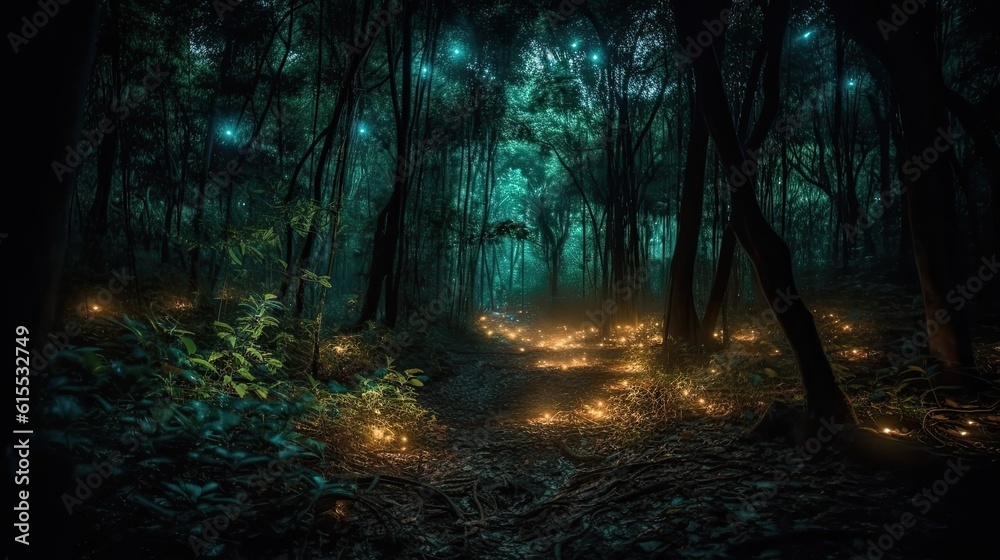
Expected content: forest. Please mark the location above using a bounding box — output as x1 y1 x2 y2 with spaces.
3 0 999 558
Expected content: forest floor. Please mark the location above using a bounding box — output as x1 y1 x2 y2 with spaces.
319 282 1000 560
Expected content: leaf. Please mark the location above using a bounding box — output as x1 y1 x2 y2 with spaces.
235 383 248 398
265 358 283 370
404 368 424 375
407 378 424 387
326 380 347 394
179 336 197 356
234 353 249 368
129 494 176 518
214 321 235 333
763 367 778 378
228 246 243 266
181 370 203 385
189 357 218 373
253 386 268 400
264 293 277 300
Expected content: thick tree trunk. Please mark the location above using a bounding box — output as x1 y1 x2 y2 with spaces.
830 0 976 388
358 1 415 327
665 99 709 344
4 2 101 556
673 0 853 423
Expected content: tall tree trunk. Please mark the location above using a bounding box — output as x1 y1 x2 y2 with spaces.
665 98 709 344
189 22 236 292
357 0 417 327
830 0 976 388
4 2 101 557
673 0 853 423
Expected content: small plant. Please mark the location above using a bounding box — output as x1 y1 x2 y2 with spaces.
178 293 286 399
375 357 428 387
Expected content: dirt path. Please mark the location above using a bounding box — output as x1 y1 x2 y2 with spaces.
340 316 997 560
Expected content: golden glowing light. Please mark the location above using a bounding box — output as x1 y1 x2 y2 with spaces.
698 398 706 405
959 431 968 436
480 316 487 321
91 305 101 312
882 427 891 434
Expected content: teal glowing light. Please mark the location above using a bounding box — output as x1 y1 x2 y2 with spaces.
803 31 812 39
225 130 232 136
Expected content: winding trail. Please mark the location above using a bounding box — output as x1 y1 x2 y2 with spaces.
344 312 996 560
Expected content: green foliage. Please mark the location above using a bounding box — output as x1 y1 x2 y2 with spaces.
375 356 427 387
36 339 351 559
197 293 286 399
109 290 290 400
